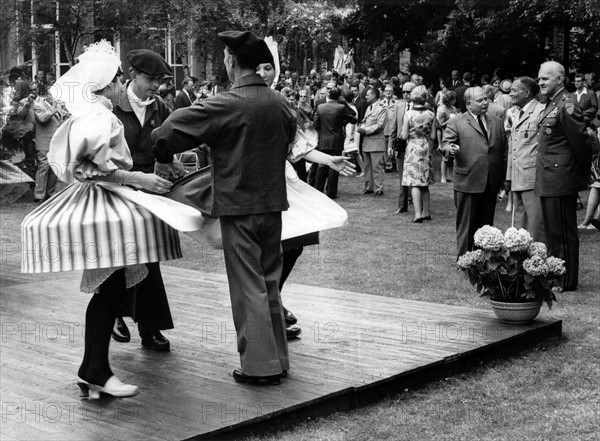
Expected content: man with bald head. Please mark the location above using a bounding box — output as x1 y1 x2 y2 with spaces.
441 86 507 257
536 61 592 291
506 76 545 242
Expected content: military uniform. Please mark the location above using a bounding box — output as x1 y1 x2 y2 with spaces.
536 88 592 290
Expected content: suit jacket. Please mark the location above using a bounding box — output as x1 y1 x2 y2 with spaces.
380 99 397 137
153 73 297 216
360 100 387 153
33 98 64 152
575 87 598 124
506 99 545 191
313 100 357 152
174 89 196 109
442 112 507 194
353 96 368 123
535 88 593 197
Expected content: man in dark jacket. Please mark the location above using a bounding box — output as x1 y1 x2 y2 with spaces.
313 87 357 199
111 49 174 351
536 61 593 291
152 31 297 385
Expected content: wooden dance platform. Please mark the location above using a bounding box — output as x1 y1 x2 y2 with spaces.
1 263 561 441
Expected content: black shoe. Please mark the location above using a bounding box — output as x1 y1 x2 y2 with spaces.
328 195 338 200
361 189 374 194
33 198 44 203
395 207 408 214
112 317 131 343
422 215 432 221
562 285 577 292
286 324 302 340
412 218 423 223
232 369 281 385
374 190 384 196
283 306 297 325
590 219 600 230
140 331 170 351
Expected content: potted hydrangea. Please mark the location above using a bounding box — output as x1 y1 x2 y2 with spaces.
457 225 565 324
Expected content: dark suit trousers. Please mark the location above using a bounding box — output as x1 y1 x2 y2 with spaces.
315 149 340 197
454 189 497 257
118 262 174 333
220 213 289 376
540 195 579 289
395 149 409 210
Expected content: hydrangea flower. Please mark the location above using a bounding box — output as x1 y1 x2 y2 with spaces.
504 227 532 252
473 225 504 251
546 256 566 276
528 242 547 259
523 255 549 277
457 250 484 269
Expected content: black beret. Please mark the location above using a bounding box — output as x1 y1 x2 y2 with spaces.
218 30 274 68
127 49 172 77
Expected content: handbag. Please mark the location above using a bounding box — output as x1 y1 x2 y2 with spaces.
344 136 359 154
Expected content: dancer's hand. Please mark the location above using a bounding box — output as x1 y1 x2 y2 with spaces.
328 156 356 176
154 159 186 181
137 173 173 194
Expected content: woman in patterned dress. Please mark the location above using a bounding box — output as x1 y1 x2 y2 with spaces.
401 85 437 223
21 41 201 398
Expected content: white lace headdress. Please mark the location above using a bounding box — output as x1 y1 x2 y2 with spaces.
263 36 280 89
49 39 121 114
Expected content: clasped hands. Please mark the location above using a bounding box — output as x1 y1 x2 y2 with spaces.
154 159 187 182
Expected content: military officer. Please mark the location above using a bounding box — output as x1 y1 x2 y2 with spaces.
536 61 593 291
506 76 546 242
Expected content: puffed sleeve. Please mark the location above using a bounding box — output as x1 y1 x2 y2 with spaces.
49 107 132 183
287 125 318 163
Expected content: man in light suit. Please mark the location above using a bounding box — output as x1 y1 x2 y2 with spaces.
506 77 545 242
174 77 197 109
18 84 64 202
389 81 415 212
358 86 387 196
536 61 592 291
441 86 508 257
313 87 357 199
573 73 598 126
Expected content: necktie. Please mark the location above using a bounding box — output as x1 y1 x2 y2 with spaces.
519 109 524 119
477 115 488 142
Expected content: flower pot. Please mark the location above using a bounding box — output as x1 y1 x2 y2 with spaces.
489 300 543 324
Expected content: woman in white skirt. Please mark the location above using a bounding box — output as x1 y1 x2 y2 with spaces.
256 38 354 336
21 41 201 398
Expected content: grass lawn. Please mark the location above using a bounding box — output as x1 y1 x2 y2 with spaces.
1 162 598 441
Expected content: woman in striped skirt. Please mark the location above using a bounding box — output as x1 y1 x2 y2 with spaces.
21 41 201 398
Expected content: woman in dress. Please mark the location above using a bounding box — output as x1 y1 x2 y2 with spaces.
436 90 458 182
401 85 436 223
256 38 354 335
21 41 201 398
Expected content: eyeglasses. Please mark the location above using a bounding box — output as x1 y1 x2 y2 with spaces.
402 90 411 94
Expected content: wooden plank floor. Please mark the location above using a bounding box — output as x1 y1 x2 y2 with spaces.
0 264 561 441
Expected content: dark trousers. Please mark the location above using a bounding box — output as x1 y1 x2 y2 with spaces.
292 158 308 183
454 189 497 258
315 149 340 198
118 262 174 333
540 195 579 290
220 213 288 376
79 269 125 385
307 163 318 187
396 149 409 209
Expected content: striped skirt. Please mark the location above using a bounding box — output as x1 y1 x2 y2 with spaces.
21 181 182 273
